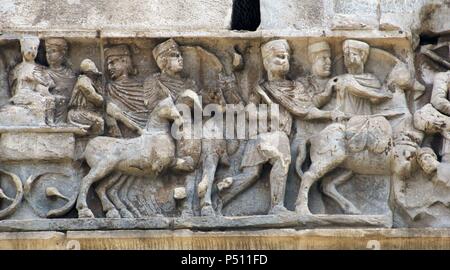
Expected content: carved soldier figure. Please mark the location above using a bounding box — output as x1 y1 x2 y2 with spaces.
144 39 202 217
219 39 340 215
104 44 147 138
45 38 76 123
397 147 450 220
8 36 56 125
68 59 104 135
430 71 450 162
334 40 392 116
144 38 202 172
293 41 340 178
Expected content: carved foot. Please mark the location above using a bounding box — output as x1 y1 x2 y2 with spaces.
105 208 121 219
217 177 233 191
119 208 134 218
201 205 216 217
78 208 95 219
268 205 291 215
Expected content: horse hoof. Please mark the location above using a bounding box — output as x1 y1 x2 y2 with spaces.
295 206 312 216
201 205 216 217
106 209 121 219
78 208 95 219
345 207 362 215
217 177 233 191
180 209 194 218
119 209 134 218
197 181 207 198
268 205 292 215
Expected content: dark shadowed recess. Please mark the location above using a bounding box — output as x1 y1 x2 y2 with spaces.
231 0 261 31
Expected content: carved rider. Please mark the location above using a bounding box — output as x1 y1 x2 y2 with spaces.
144 38 202 171
293 41 342 177
219 39 340 215
334 40 392 116
104 45 148 137
45 38 76 123
68 59 104 135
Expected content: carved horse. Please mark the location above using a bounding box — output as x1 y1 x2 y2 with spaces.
295 63 425 215
196 85 230 216
76 96 183 218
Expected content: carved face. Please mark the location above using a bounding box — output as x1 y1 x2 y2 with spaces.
344 47 365 73
107 55 131 80
161 49 184 74
21 42 38 62
419 153 439 175
264 50 290 75
311 51 331 78
46 46 66 67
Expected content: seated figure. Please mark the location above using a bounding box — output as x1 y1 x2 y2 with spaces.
1 36 55 126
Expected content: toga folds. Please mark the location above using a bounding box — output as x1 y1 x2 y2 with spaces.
335 73 383 116
107 77 148 128
144 73 197 112
47 67 76 123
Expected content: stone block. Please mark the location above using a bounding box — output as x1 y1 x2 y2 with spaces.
0 132 75 161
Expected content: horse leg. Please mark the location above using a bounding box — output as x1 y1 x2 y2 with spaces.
267 158 290 214
321 170 361 215
198 153 220 216
95 171 121 218
107 174 134 218
76 162 115 218
218 165 262 207
119 176 142 218
295 153 345 215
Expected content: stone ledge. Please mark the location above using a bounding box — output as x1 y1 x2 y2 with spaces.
2 229 450 249
0 214 392 232
0 29 411 39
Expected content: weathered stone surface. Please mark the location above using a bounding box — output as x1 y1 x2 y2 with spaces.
0 0 449 251
1 229 450 249
0 132 75 161
0 0 233 31
259 0 330 30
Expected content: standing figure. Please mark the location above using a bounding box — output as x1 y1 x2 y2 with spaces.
8 36 55 125
45 38 76 123
68 59 104 135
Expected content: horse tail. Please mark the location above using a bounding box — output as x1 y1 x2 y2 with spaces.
295 139 308 179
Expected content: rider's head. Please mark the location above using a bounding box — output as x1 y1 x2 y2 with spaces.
308 41 332 78
105 45 136 80
153 39 184 75
261 39 290 79
343 40 369 75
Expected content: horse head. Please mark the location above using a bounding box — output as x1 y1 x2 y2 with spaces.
145 96 183 133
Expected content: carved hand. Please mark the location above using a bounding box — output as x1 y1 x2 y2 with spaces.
331 109 348 122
